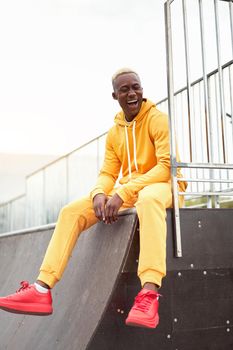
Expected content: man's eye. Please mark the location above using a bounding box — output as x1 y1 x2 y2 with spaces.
120 87 128 93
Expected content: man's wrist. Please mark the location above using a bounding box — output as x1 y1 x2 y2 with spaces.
91 189 105 201
115 188 129 203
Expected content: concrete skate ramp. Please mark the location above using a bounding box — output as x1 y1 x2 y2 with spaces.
0 210 138 350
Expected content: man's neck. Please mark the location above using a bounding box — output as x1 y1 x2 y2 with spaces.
124 115 136 122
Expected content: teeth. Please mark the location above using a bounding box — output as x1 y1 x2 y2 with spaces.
128 100 137 104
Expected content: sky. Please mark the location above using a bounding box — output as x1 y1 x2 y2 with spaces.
0 0 167 155
0 0 232 155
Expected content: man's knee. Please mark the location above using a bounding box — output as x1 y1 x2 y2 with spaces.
58 199 84 218
137 188 164 207
58 204 72 219
137 184 172 208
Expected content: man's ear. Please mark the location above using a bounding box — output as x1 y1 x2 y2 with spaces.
112 92 117 100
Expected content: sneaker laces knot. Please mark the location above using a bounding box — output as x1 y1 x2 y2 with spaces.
134 291 161 312
16 281 30 293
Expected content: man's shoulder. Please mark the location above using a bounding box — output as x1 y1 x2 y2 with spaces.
148 107 168 125
106 124 119 142
107 124 118 135
148 108 169 135
149 106 168 118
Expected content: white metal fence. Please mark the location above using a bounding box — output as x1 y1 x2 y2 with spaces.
164 0 233 257
0 0 232 235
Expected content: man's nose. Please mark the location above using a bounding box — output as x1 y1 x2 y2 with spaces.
128 88 136 96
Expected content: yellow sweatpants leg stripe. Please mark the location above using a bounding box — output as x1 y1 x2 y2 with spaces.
38 182 179 289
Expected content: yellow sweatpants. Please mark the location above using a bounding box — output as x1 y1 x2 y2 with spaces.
38 182 181 289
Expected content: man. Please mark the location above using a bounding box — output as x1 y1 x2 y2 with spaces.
0 68 186 329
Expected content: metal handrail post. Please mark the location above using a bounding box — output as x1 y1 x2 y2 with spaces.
182 0 193 162
229 0 233 59
229 1 233 147
214 0 227 163
164 0 182 258
199 0 214 207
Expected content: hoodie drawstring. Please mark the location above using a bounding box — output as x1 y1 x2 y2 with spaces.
124 126 132 179
124 121 138 179
132 121 139 172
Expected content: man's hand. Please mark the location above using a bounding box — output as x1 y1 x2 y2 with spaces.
93 193 108 222
104 193 123 224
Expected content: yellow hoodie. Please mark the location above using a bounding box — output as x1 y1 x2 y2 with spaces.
91 99 186 203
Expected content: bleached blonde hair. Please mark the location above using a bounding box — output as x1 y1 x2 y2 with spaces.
112 68 140 90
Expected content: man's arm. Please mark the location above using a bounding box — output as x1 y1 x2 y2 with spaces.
90 129 121 200
91 129 122 223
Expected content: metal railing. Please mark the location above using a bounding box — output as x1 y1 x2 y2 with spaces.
0 133 107 232
0 59 232 233
164 0 233 257
24 133 107 227
0 195 26 233
0 0 232 237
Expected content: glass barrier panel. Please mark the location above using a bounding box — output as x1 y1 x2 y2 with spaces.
26 170 45 227
44 158 68 223
10 195 26 231
67 141 98 202
0 203 10 234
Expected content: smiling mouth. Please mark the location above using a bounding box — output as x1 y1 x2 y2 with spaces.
127 100 138 106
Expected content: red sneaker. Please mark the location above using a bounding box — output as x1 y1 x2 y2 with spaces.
125 288 160 329
0 281 53 316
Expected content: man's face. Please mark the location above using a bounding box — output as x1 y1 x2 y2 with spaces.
112 73 143 121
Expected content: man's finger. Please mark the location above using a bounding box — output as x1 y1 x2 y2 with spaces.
101 206 106 222
105 204 111 224
94 206 102 220
107 205 117 224
112 208 119 222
